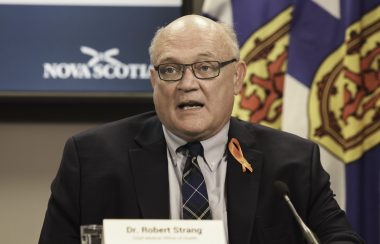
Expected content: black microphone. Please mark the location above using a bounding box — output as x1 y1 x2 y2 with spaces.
273 181 320 244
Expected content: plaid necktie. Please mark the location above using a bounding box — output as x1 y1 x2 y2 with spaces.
179 141 212 219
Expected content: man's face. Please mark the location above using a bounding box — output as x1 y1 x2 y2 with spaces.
150 20 245 141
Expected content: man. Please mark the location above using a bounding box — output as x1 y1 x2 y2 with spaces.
39 15 363 244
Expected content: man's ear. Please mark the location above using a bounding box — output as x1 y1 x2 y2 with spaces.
233 60 246 95
150 68 156 89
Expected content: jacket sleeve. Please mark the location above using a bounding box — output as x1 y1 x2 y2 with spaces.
307 144 364 243
39 137 81 244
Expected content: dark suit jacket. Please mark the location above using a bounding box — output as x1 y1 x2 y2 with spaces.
39 111 363 244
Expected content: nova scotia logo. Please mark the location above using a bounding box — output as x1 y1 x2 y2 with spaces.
81 46 122 67
43 46 151 80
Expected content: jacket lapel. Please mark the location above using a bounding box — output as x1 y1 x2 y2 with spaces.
226 119 263 244
129 115 170 219
127 115 264 242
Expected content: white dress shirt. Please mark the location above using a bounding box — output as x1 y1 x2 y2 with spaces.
163 122 229 240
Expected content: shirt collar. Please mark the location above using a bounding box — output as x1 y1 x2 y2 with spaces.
163 122 230 171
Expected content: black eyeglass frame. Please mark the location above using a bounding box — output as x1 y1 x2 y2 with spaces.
154 58 237 82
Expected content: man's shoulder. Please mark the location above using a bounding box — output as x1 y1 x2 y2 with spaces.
73 111 159 142
231 117 315 147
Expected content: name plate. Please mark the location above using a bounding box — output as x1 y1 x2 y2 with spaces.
103 219 226 244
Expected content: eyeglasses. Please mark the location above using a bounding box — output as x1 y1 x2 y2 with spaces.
154 58 237 82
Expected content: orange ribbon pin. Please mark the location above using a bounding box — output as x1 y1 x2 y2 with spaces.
228 138 253 173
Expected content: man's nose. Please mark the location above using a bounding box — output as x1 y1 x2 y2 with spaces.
182 65 194 77
178 66 199 90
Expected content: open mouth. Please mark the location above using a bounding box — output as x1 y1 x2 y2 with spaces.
178 101 204 110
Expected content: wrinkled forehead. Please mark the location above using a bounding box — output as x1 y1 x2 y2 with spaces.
154 25 232 63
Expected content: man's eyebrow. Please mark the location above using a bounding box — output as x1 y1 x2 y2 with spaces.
197 52 216 59
157 52 218 64
157 57 179 64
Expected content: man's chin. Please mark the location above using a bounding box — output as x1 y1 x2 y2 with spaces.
172 126 208 141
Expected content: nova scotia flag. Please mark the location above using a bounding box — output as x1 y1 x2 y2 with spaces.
204 0 380 243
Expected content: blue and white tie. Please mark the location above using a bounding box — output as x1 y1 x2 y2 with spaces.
179 141 211 219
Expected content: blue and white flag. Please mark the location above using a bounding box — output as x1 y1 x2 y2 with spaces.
204 0 380 243
205 0 292 130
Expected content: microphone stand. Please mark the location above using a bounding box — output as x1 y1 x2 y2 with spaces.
283 194 320 244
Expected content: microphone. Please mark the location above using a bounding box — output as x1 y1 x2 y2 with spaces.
273 181 320 244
